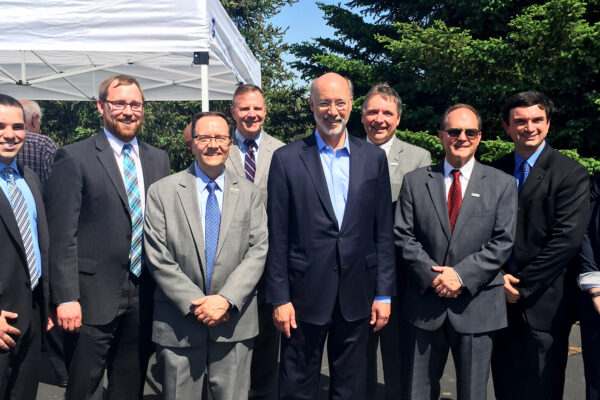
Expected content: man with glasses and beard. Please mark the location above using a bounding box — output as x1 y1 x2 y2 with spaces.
45 75 171 400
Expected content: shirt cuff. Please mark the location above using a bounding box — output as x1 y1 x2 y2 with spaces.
374 296 391 304
578 272 600 290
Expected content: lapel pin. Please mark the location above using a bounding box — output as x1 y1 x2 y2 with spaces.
471 193 480 197
390 162 398 166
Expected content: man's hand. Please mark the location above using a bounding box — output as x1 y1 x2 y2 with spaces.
0 311 20 350
431 266 462 298
273 302 297 339
589 289 600 315
191 295 230 327
370 301 391 332
56 301 82 333
503 274 521 303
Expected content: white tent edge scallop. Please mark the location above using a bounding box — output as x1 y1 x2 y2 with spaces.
0 0 261 109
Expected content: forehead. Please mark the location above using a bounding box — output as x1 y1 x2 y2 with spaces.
445 108 478 127
234 91 264 107
105 82 143 100
313 77 350 99
364 94 397 112
0 104 24 123
195 116 228 134
509 104 547 121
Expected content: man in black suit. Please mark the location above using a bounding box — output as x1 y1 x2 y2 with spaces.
491 91 590 400
45 75 171 400
579 175 600 400
0 94 49 399
266 72 396 400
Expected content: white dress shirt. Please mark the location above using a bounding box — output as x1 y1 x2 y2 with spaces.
443 157 475 200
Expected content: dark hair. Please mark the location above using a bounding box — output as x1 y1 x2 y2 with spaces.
98 74 145 102
362 83 402 117
191 111 234 138
440 103 482 131
501 91 554 124
0 94 25 123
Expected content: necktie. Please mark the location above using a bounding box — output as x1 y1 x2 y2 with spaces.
2 168 38 289
244 139 257 182
447 169 462 232
205 181 221 294
518 160 530 194
122 144 143 277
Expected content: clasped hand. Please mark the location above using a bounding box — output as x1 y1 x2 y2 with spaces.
191 295 230 327
431 266 462 298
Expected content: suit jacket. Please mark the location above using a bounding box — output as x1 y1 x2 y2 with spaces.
144 166 268 347
395 161 517 333
45 131 171 325
494 144 590 330
265 133 396 325
225 131 284 206
386 136 431 203
0 164 49 334
581 176 600 275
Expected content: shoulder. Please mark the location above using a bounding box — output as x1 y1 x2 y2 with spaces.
138 139 168 157
262 132 285 149
392 136 430 156
273 135 310 157
478 162 514 182
404 164 435 183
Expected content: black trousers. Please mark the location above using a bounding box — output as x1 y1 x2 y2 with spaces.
580 291 600 400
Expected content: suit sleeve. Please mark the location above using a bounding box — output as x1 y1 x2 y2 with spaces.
518 165 590 298
44 148 83 304
264 151 291 304
453 176 517 294
580 176 600 274
218 188 268 308
394 175 440 294
143 183 205 316
374 152 396 297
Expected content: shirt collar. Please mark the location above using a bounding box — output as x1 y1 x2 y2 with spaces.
366 135 394 155
314 129 351 154
0 158 20 176
194 162 225 191
514 140 545 168
235 129 262 148
104 128 139 155
444 156 475 180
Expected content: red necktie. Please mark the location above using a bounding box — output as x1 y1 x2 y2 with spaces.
447 169 462 232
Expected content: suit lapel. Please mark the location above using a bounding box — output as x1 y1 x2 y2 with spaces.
94 132 129 210
388 136 403 178
228 139 245 179
215 170 240 259
299 135 338 229
519 144 550 199
426 164 451 240
139 141 155 192
254 132 271 188
451 161 485 238
177 165 206 268
0 184 25 256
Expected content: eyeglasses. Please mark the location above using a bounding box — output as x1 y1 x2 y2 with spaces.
444 128 480 139
317 100 349 110
103 100 144 113
193 135 232 146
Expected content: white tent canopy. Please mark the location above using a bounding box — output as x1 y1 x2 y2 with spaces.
0 0 261 109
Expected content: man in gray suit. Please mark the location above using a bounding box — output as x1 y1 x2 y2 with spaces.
362 83 431 399
144 111 268 400
395 104 517 399
226 83 283 399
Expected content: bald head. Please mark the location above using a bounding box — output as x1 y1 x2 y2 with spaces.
18 99 42 133
309 73 353 138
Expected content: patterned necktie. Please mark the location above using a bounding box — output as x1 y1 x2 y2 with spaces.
244 139 257 182
122 144 143 277
205 181 221 294
518 160 530 194
2 167 38 289
447 169 462 232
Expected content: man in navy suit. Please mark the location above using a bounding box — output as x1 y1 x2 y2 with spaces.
265 72 396 400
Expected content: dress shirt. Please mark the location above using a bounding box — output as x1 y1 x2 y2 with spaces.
235 129 262 164
579 272 600 290
0 160 42 279
104 129 146 212
443 157 475 199
16 130 58 189
366 136 393 157
513 141 545 186
315 130 390 304
194 163 225 237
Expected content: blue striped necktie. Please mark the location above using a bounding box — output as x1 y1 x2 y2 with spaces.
518 160 530 194
205 181 221 294
122 144 143 277
244 139 257 182
2 167 38 289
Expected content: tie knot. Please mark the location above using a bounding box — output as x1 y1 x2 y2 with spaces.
520 160 530 173
244 139 256 151
207 181 218 194
122 143 132 155
451 169 461 180
1 167 16 184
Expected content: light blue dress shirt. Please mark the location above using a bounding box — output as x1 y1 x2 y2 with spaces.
314 130 390 304
235 129 262 162
194 163 225 237
0 160 42 279
513 141 545 184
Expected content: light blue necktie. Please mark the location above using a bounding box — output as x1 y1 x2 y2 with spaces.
205 181 221 294
122 144 143 277
2 167 38 289
518 160 530 194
